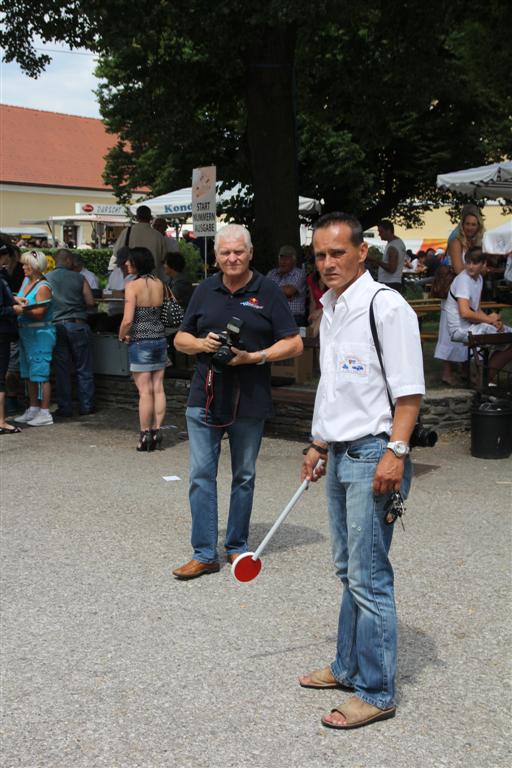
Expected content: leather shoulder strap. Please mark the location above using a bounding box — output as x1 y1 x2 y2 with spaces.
369 288 394 415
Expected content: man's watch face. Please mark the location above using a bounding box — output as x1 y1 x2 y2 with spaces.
388 441 408 457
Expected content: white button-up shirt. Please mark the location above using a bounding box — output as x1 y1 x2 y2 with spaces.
312 271 425 443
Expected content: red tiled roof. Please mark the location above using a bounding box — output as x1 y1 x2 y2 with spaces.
1 104 122 190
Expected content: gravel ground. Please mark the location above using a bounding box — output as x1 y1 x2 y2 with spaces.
1 408 511 768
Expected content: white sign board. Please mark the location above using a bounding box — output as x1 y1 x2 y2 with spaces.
191 166 216 236
75 202 127 216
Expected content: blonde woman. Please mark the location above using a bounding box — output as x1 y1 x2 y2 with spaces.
447 204 485 274
13 250 56 426
434 205 485 385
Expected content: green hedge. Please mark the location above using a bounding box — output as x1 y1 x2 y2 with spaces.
24 248 112 278
26 243 205 283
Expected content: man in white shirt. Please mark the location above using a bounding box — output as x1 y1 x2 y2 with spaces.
366 219 407 293
298 212 425 730
95 250 135 332
72 254 100 289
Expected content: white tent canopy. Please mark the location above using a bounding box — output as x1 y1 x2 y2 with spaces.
130 184 321 218
436 161 512 201
482 219 512 254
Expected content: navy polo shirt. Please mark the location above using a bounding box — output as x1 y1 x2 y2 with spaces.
180 270 299 419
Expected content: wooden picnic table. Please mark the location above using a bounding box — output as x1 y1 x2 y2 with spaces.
408 299 510 317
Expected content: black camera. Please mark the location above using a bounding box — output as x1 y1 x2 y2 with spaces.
211 316 244 367
409 421 438 448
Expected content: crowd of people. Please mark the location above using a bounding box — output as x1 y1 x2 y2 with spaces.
1 204 511 440
0 211 194 441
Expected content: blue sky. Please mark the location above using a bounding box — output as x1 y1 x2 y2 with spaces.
1 40 100 118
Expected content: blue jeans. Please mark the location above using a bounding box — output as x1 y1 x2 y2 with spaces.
326 434 412 710
186 406 265 562
54 322 95 414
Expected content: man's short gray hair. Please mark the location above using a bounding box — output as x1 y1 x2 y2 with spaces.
214 224 252 252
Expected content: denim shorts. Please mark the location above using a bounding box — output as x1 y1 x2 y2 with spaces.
19 326 56 382
128 338 167 372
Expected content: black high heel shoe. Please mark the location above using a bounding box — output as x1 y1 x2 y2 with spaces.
151 429 163 450
136 430 153 452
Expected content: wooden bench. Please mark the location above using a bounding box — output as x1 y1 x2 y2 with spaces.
270 333 318 384
466 332 512 393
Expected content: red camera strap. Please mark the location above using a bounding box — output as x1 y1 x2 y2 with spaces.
203 364 240 428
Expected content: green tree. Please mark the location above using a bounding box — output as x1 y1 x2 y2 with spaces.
1 1 510 268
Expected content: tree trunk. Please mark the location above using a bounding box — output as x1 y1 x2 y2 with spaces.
245 25 300 272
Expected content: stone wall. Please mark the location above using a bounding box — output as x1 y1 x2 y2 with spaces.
95 375 476 440
418 390 477 433
95 374 190 413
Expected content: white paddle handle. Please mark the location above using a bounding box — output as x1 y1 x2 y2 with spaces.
252 459 324 560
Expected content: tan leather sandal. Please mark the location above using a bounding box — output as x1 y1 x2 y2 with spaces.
321 696 396 730
298 666 354 691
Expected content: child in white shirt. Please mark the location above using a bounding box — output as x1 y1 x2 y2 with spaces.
446 247 512 380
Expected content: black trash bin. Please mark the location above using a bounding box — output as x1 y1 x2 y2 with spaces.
471 401 512 459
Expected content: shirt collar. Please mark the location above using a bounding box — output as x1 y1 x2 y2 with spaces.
213 269 263 295
320 270 374 311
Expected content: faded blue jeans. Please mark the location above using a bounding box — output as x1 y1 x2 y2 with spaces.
186 406 265 563
326 434 412 710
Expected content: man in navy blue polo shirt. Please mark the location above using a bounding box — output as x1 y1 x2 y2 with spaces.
172 224 303 580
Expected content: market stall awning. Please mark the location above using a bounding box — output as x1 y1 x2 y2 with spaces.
21 215 129 225
130 184 321 218
436 161 512 201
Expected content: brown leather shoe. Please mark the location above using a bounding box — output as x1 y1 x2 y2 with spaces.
172 559 220 580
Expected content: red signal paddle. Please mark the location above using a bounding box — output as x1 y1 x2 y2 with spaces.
232 460 324 583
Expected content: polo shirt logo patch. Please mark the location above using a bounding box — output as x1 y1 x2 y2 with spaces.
339 354 367 376
240 298 264 309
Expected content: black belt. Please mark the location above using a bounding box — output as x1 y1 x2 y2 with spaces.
329 433 388 453
56 318 87 324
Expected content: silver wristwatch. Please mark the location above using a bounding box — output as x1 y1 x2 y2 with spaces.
386 440 410 457
256 351 268 366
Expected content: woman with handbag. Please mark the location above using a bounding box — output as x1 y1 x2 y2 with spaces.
119 247 169 451
434 206 485 385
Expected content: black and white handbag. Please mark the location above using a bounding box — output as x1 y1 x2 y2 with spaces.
160 283 184 329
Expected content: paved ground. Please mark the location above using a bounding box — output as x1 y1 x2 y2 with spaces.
1 408 511 768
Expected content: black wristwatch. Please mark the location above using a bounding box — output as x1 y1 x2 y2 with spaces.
310 442 328 456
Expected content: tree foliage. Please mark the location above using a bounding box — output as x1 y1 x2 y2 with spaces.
1 1 510 265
